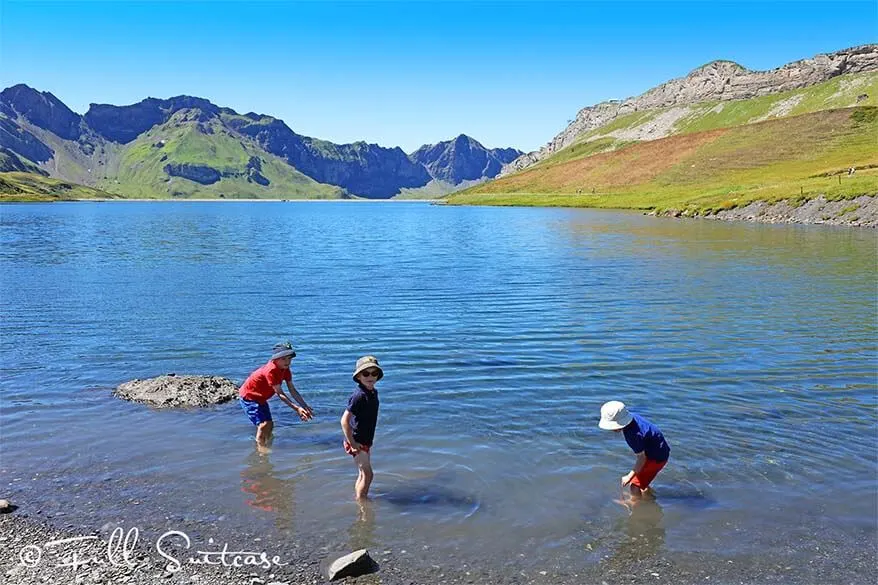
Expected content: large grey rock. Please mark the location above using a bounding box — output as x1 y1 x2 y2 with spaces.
114 375 238 407
503 44 878 175
325 549 377 581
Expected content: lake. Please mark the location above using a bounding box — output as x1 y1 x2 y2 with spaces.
1 201 876 577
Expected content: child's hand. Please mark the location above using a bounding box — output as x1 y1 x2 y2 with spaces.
295 406 313 421
621 472 634 487
348 441 362 455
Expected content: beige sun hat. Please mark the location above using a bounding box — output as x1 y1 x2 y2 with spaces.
352 355 383 381
599 400 633 430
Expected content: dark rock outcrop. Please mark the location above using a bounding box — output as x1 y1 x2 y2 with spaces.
0 146 49 174
229 116 431 198
410 134 523 184
245 156 269 185
163 163 222 185
85 95 221 144
0 118 53 163
0 84 83 140
114 375 238 407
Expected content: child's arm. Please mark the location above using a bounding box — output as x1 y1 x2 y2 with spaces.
340 410 361 453
622 452 647 486
283 379 314 415
273 383 313 421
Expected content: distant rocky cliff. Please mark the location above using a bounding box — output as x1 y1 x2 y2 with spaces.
503 44 878 175
410 134 522 184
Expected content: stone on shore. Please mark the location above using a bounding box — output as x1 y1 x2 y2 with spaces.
325 549 377 581
0 499 14 513
114 374 239 407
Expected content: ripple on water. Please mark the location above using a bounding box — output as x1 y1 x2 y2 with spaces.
1 202 876 565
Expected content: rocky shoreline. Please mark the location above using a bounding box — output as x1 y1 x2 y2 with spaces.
655 194 878 227
2 506 875 585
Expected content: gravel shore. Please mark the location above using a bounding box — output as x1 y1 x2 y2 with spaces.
2 508 875 585
656 195 878 227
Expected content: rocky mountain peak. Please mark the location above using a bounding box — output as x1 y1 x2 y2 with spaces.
84 95 222 143
0 83 83 140
410 134 523 184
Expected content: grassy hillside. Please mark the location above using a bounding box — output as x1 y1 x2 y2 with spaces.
102 111 347 199
0 148 47 174
0 171 120 202
532 72 878 169
448 107 878 213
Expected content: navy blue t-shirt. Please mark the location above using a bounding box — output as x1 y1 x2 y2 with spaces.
623 413 670 462
347 384 379 446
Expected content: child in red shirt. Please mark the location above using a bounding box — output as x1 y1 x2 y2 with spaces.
240 341 313 450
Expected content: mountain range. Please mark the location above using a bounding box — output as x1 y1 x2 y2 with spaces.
0 86 522 199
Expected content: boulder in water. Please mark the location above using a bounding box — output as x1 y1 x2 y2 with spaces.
114 374 238 407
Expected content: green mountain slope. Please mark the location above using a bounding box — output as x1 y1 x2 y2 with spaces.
102 110 346 199
0 171 120 202
533 72 878 170
448 107 878 213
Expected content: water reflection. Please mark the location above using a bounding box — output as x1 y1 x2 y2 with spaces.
348 499 377 550
240 450 297 531
614 497 665 561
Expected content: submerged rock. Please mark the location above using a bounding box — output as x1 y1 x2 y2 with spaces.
114 374 238 407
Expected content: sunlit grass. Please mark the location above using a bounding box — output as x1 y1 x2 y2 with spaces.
448 107 878 213
0 171 121 201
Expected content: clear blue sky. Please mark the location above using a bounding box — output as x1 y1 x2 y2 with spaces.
1 0 875 152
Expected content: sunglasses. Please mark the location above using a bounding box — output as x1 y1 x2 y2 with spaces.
360 369 381 378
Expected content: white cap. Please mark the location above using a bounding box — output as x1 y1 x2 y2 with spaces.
599 400 633 430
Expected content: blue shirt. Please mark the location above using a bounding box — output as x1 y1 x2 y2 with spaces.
623 413 670 462
346 384 379 446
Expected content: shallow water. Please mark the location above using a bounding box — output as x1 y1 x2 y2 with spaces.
1 201 876 569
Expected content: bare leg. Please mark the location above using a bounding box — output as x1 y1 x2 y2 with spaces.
353 450 373 500
256 420 274 450
629 484 644 499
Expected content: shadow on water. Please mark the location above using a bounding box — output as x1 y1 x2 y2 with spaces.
293 430 344 448
376 469 482 518
653 485 719 510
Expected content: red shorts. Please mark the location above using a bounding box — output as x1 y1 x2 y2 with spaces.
631 459 667 489
343 441 371 456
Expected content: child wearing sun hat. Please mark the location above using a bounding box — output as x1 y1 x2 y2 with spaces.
340 355 383 500
599 400 670 498
239 341 314 451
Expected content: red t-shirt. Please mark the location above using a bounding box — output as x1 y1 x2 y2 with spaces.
239 361 292 403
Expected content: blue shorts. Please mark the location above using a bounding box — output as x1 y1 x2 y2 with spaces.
240 398 272 425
